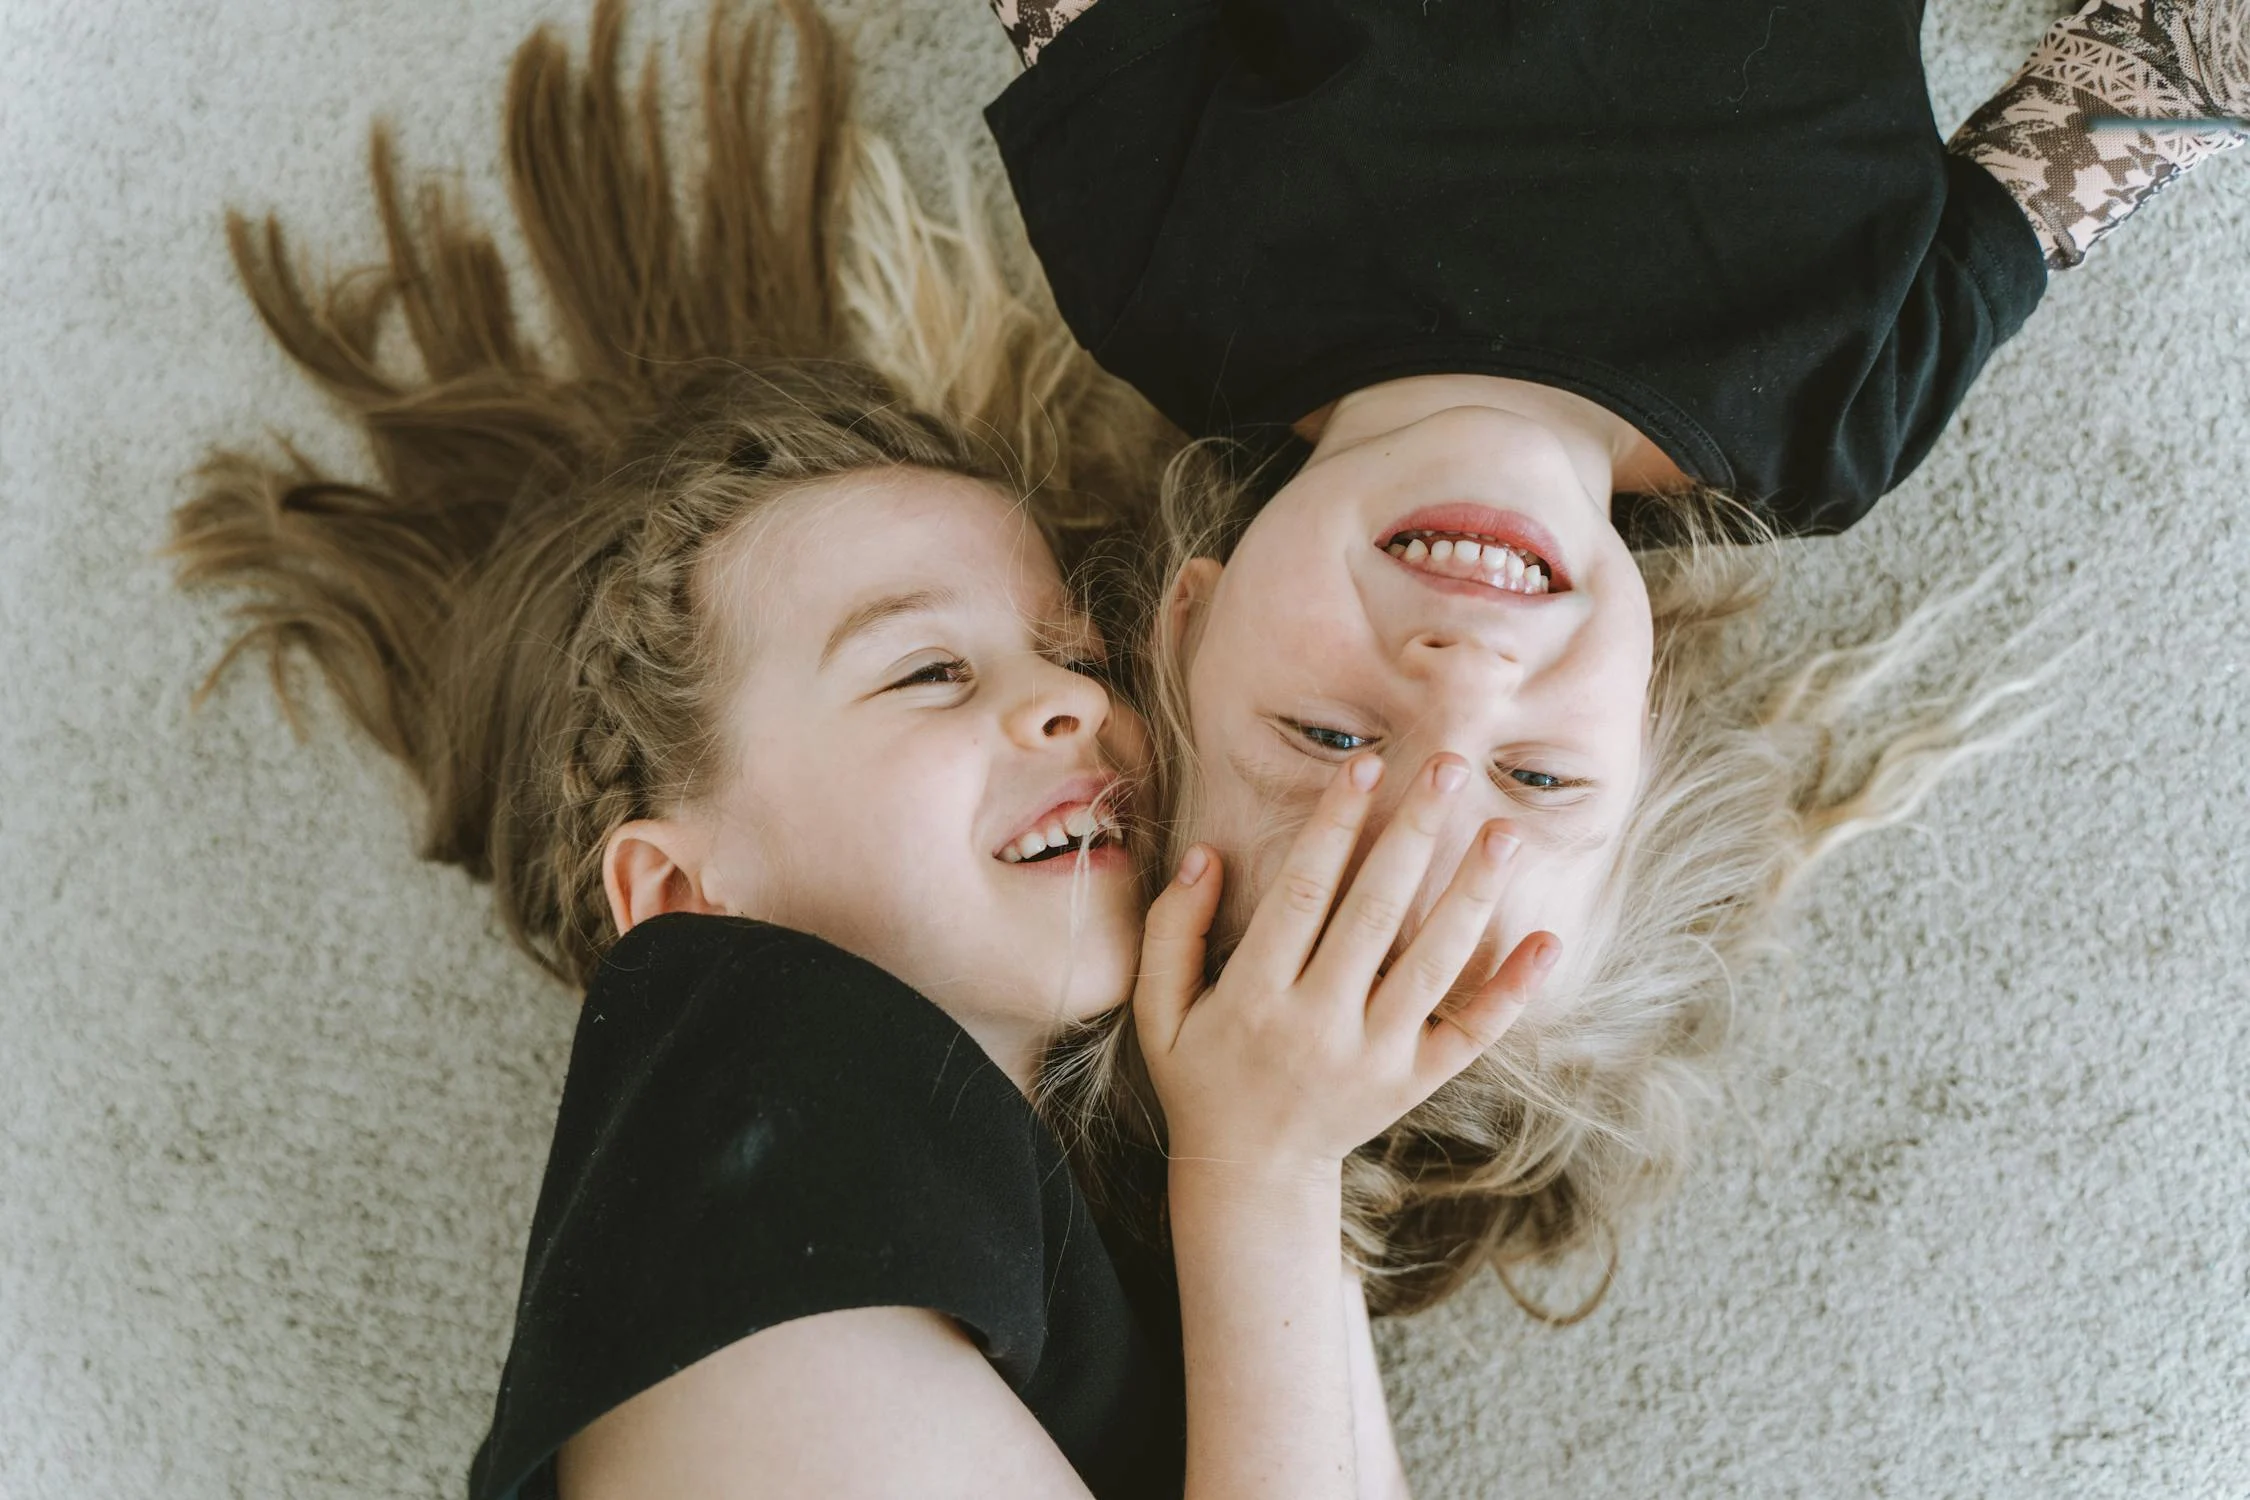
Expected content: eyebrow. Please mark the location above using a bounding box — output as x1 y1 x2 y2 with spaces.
819 587 962 667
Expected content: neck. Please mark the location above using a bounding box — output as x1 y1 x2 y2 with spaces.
941 1004 1046 1097
1297 374 1686 501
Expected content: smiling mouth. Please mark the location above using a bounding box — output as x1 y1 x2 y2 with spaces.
996 802 1125 865
1381 530 1557 595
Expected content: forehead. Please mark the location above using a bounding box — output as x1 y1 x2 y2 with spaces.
706 468 1061 641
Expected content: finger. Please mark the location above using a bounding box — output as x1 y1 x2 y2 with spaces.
1132 844 1224 1052
1302 754 1478 1002
1412 930 1558 1092
1227 751 1383 983
1364 818 1521 1039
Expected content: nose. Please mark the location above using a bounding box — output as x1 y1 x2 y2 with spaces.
1001 657 1111 750
1399 628 1522 696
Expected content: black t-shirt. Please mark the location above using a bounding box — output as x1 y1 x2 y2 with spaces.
985 0 2049 535
468 914 1185 1500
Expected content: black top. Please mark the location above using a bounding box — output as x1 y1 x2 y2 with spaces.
985 0 2049 535
468 914 1185 1500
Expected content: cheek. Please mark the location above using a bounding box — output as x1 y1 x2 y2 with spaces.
1207 576 1359 671
838 750 984 865
1494 854 1609 973
716 736 981 903
1183 770 1294 951
1203 509 1364 650
1601 567 1657 689
1102 703 1153 781
1558 619 1654 751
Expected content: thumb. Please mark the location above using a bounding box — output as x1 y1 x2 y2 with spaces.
1133 844 1223 1053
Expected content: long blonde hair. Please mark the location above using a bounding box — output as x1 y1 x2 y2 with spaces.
1043 450 2047 1319
170 0 1171 988
172 0 2038 1321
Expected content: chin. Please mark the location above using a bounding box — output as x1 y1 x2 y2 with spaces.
1050 943 1139 1023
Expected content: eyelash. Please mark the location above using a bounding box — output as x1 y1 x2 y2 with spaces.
1287 721 1586 793
887 652 1111 694
889 657 971 690
1295 722 1372 753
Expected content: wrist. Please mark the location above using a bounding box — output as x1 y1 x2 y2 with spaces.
1167 1148 1343 1195
1167 1152 1344 1238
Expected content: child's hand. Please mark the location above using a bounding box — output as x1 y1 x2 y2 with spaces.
1135 751 1557 1179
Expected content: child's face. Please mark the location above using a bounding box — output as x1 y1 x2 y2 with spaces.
691 469 1146 1065
1172 402 1652 977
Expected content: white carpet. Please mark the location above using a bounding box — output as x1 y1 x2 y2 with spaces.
2 0 2244 1495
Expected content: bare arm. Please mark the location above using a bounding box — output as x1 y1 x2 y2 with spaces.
1135 754 1551 1500
1344 1268 1413 1500
1948 0 2247 268
553 1267 1392 1500
1164 1161 1359 1495
556 1307 1096 1500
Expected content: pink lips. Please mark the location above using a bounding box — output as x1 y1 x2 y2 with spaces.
1376 503 1571 592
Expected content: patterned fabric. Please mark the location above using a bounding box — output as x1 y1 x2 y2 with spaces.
991 0 1102 65
1950 0 2248 267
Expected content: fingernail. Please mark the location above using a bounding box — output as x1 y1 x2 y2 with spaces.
1482 826 1521 863
1350 754 1383 791
1176 846 1209 887
1533 936 1561 975
1433 759 1469 794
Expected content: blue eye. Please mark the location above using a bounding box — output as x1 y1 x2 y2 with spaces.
1507 768 1576 791
1299 724 1373 753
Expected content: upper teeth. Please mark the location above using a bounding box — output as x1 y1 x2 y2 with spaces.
1385 532 1551 594
999 803 1118 862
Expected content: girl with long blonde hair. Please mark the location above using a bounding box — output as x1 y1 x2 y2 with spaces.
986 0 2183 1319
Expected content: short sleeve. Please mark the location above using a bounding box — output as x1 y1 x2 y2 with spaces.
1770 153 2049 534
467 916 1058 1500
985 0 1222 360
990 0 2056 541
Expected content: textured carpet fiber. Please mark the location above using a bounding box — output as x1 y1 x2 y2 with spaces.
3 0 2245 1496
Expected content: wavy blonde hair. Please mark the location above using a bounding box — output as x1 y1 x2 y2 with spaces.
1041 448 2048 1319
172 0 2041 1325
170 0 1172 988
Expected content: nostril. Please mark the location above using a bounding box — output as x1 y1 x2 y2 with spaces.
1409 632 1518 668
1042 713 1081 737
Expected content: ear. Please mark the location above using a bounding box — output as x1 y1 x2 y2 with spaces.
1163 556 1224 663
602 818 725 936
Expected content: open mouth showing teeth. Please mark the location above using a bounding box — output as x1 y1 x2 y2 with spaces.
1382 531 1557 595
998 804 1124 864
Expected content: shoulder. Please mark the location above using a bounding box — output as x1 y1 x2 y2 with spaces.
986 0 1221 142
470 916 1062 1500
550 915 1046 1265
568 914 1019 1135
983 0 1230 367
556 1306 1095 1500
